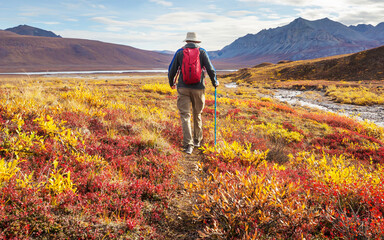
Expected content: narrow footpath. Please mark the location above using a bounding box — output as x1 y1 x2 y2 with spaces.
159 149 206 239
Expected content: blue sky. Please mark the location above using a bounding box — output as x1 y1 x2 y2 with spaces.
0 0 383 51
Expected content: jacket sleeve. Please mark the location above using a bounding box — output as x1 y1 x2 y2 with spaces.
200 48 219 87
168 49 182 87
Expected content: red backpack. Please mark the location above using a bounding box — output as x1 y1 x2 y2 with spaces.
182 48 202 84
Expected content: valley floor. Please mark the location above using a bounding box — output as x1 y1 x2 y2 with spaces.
0 73 383 239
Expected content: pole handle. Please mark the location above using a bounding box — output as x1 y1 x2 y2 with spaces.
172 69 180 89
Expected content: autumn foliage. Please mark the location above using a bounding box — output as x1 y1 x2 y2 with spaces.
0 75 383 239
187 81 384 239
0 78 179 238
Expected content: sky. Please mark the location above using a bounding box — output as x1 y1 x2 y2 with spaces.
0 0 383 51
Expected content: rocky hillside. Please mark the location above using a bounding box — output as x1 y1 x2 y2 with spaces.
349 23 384 44
211 18 383 66
226 45 384 82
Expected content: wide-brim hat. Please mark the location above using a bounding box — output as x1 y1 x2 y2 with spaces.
184 32 201 43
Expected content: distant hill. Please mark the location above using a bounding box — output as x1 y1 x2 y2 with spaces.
211 18 383 66
5 25 61 38
0 26 236 72
225 45 384 82
155 50 175 55
0 30 172 73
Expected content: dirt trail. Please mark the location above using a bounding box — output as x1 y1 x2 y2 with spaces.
159 149 205 239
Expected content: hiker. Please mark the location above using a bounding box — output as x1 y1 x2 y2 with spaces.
168 32 219 154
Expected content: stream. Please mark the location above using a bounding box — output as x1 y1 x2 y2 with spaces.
224 83 383 127
272 89 384 127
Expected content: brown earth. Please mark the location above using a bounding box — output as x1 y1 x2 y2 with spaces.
148 147 207 239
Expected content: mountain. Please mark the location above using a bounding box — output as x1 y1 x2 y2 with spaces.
5 25 61 38
212 18 383 65
348 24 375 34
0 30 172 73
349 22 384 44
226 45 384 82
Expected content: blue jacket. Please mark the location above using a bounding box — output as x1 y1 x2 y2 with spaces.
168 42 218 89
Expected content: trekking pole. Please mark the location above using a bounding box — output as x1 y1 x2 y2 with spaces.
214 87 217 148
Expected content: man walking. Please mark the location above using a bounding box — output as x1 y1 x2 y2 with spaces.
168 32 219 154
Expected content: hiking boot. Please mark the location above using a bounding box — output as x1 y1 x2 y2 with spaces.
194 140 202 148
184 145 193 154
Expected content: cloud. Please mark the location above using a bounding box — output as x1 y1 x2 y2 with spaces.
84 0 383 50
227 10 254 17
38 21 60 25
237 0 384 25
90 4 106 9
237 0 314 6
149 0 173 7
18 7 53 17
90 10 291 51
65 18 78 22
292 0 384 25
60 1 116 18
92 16 131 26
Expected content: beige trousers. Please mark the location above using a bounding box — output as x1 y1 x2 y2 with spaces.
177 88 205 147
